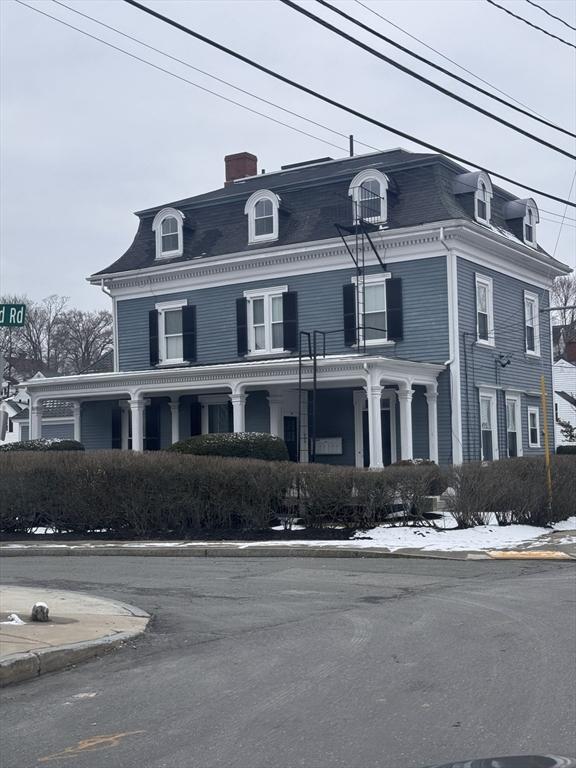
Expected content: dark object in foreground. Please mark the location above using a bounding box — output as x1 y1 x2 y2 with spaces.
424 756 576 768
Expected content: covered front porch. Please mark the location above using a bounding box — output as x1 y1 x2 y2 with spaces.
25 355 447 468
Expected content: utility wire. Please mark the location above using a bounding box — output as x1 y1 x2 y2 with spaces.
15 0 349 153
280 0 575 159
353 0 555 125
553 171 576 256
485 0 576 49
525 0 576 32
314 0 574 138
22 0 576 222
121 0 576 208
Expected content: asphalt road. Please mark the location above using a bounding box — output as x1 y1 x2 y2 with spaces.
1 556 575 768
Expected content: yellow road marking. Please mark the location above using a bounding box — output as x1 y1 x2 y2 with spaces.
488 550 572 559
38 731 145 762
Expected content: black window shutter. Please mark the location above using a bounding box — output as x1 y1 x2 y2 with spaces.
149 309 159 366
282 291 298 351
236 297 248 356
182 305 197 362
386 278 403 341
343 284 357 346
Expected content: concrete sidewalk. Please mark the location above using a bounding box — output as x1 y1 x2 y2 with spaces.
0 586 149 686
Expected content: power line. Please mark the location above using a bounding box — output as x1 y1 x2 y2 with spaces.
353 0 558 124
121 0 576 208
14 0 349 154
485 0 576 49
280 0 575 160
21 0 576 222
314 0 574 139
553 171 576 257
525 0 576 33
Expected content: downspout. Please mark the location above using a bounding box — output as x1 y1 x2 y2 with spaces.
439 227 463 464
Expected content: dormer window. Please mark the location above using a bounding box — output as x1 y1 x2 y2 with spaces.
475 175 492 224
349 169 388 224
523 201 539 246
152 208 184 259
245 190 280 244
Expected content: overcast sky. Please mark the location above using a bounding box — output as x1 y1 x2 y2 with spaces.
1 0 575 312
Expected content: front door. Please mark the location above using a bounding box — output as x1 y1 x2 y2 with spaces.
362 407 393 467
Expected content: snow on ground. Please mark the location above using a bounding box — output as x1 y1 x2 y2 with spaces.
552 516 576 531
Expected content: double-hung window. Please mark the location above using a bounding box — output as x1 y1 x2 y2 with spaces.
528 406 540 447
506 395 522 458
475 274 494 345
352 274 390 345
244 287 286 354
475 179 492 224
152 208 184 259
479 389 498 461
524 291 540 356
155 299 187 364
244 190 280 244
254 199 274 237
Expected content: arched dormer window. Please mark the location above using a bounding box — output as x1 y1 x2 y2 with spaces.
244 190 280 244
523 200 539 246
152 208 185 259
474 173 493 224
348 169 388 224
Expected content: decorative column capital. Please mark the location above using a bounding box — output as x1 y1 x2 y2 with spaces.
364 384 383 399
230 393 248 405
425 382 438 401
397 386 414 402
129 399 145 413
30 404 42 416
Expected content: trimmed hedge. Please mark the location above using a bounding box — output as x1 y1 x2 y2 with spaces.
0 438 84 452
168 432 289 462
446 456 576 528
557 445 576 455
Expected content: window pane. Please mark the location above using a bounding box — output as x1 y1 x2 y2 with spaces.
477 284 487 313
162 233 179 252
525 224 533 242
164 310 182 335
161 216 178 234
255 216 274 236
365 284 386 312
271 295 283 322
480 397 491 429
477 199 487 220
506 402 516 430
529 411 536 430
478 312 489 341
365 311 386 340
526 325 535 351
482 430 493 461
508 432 517 458
166 336 183 359
254 325 265 350
272 322 283 349
530 428 538 445
525 299 535 325
252 299 264 325
255 199 273 217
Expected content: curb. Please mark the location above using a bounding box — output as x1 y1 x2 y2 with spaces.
0 596 150 687
1 545 574 561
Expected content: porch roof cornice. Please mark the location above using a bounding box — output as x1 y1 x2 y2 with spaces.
22 355 445 400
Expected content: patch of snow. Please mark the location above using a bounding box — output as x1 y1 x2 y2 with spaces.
270 524 306 531
553 517 576 532
1 613 25 625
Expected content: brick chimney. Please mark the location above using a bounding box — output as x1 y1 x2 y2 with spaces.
224 152 257 186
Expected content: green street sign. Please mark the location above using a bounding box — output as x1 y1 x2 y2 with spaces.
0 304 26 327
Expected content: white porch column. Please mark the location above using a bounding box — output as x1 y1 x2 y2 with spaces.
425 383 439 464
72 402 81 443
230 392 247 433
120 402 130 451
129 395 145 452
267 393 284 437
365 383 384 469
398 384 414 460
30 400 42 439
169 396 180 444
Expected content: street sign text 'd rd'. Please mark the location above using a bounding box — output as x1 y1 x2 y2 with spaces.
0 304 26 327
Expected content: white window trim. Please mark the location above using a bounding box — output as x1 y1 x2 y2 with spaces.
152 208 185 260
505 393 523 458
351 273 393 347
527 405 541 448
479 387 499 461
475 273 495 347
244 190 280 245
243 285 287 356
474 173 493 225
524 290 540 357
523 200 539 247
155 299 187 365
348 168 388 224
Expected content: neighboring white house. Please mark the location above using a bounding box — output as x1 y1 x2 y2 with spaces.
553 359 576 448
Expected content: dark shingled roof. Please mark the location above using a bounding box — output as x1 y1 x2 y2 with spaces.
93 149 563 278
